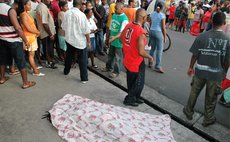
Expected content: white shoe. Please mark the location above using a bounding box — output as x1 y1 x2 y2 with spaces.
31 66 43 71
32 72 45 77
81 81 87 84
37 66 43 69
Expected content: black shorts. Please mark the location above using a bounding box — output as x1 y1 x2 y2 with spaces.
169 19 174 24
0 39 26 70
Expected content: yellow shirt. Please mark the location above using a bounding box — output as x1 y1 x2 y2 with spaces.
107 3 116 28
188 6 195 19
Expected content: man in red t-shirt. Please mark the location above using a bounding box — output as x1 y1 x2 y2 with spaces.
121 8 153 107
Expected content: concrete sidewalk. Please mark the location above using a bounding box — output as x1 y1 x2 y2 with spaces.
91 57 230 142
0 63 207 142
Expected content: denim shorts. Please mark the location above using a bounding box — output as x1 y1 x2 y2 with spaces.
87 37 96 52
0 39 26 70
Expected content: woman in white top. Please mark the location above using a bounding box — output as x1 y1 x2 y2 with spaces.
85 8 98 68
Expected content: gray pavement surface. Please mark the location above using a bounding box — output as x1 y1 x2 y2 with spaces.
0 64 208 142
144 30 230 128
93 57 230 142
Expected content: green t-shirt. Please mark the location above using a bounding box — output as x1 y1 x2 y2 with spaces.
190 30 230 81
110 13 128 48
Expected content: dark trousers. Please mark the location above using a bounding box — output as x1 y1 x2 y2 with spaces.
41 36 54 61
64 42 88 81
184 76 221 122
124 61 145 103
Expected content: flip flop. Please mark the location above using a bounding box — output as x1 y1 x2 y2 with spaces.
109 72 118 78
9 70 20 75
0 76 10 84
22 81 36 89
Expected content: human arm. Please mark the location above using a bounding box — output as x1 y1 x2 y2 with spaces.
20 13 40 36
85 33 91 48
137 34 154 64
187 55 198 76
109 20 129 43
9 9 29 47
161 18 166 43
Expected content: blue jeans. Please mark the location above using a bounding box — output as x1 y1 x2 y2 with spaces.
95 31 104 53
186 19 193 31
149 30 164 69
87 37 96 52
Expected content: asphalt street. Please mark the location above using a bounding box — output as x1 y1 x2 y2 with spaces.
144 29 230 128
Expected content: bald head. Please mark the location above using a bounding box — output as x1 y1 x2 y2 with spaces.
136 8 147 19
115 2 124 15
135 8 147 25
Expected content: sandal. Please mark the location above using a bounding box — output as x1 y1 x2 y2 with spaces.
101 67 111 72
109 72 118 78
22 81 36 89
9 70 20 75
0 76 10 84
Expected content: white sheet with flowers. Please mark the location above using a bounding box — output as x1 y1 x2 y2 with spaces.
49 94 176 142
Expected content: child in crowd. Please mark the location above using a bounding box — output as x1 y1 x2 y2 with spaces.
85 9 98 68
167 2 176 30
58 1 68 61
178 7 188 33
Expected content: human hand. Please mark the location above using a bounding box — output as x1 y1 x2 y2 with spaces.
50 35 55 40
36 32 40 37
109 36 115 43
87 42 91 49
187 68 194 77
148 56 154 64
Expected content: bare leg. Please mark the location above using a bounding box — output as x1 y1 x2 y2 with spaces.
0 65 5 81
28 51 39 74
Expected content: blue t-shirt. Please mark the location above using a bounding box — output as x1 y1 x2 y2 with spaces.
150 12 165 32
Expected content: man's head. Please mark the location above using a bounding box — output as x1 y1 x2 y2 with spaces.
73 0 82 8
135 8 147 25
115 2 124 15
86 1 92 9
41 0 51 5
59 0 68 12
212 12 226 27
94 0 100 5
80 2 86 12
128 0 136 8
101 0 107 5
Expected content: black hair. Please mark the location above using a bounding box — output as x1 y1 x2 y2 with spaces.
128 0 134 5
73 0 82 7
156 2 163 9
212 12 226 26
59 0 67 8
84 8 92 15
18 0 29 14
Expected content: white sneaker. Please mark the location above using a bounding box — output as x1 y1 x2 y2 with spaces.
31 66 43 71
81 81 87 84
32 72 45 77
37 66 43 69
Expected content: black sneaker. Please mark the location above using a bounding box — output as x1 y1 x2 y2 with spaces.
50 63 58 69
202 118 216 127
136 99 144 104
123 101 139 107
64 68 70 75
183 108 193 120
99 52 105 56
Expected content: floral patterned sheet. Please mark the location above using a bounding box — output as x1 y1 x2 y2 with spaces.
49 94 176 142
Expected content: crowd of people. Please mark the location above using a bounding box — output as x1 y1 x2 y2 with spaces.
0 0 229 126
166 0 229 33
